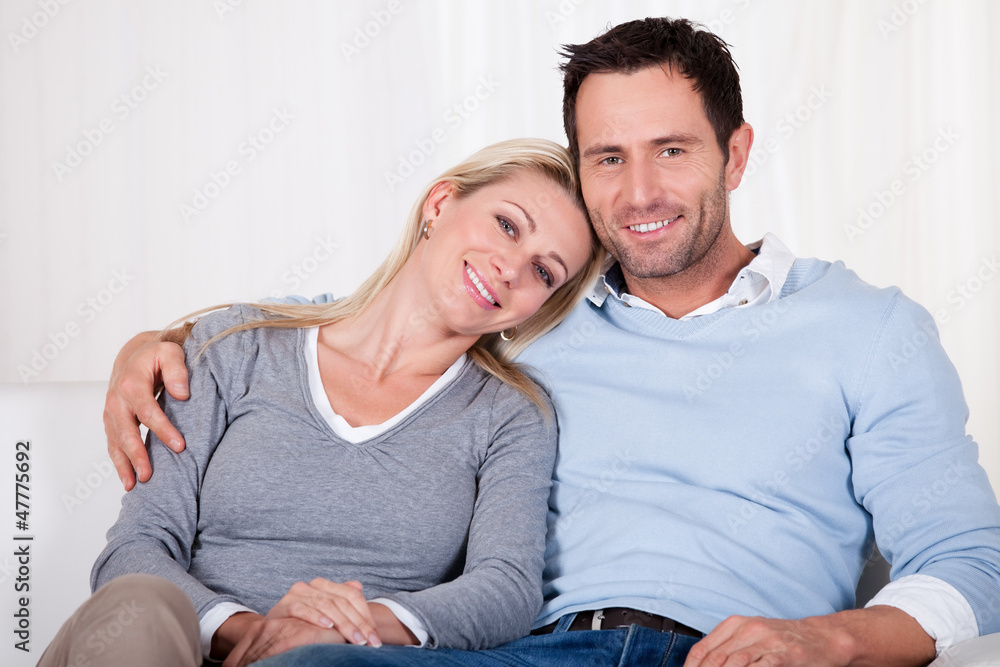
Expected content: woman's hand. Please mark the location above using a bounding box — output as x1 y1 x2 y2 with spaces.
103 330 191 490
221 616 348 667
268 578 382 648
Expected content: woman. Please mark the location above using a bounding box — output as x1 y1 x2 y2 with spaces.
40 138 604 667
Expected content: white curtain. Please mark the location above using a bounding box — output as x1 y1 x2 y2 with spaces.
2 0 998 485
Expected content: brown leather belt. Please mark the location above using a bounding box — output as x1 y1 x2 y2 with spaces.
531 608 703 638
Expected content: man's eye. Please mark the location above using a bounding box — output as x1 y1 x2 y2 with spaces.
535 264 552 287
497 217 516 237
663 148 682 157
601 156 623 165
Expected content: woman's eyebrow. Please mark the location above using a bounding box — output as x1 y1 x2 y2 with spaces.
504 200 536 233
547 251 569 281
503 199 568 280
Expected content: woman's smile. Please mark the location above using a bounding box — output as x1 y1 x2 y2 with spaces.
464 262 501 309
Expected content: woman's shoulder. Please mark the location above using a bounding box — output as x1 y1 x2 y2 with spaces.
185 303 301 369
187 303 271 342
456 360 556 430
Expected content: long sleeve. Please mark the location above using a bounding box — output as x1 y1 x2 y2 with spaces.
382 385 557 649
91 306 250 618
847 291 1000 635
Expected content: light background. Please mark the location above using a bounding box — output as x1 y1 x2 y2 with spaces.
1 0 998 492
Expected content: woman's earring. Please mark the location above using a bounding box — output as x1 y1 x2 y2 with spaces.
422 219 434 240
500 326 517 341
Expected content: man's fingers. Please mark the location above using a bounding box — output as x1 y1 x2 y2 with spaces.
685 616 744 667
134 397 185 453
158 346 191 401
115 416 153 482
104 394 152 485
103 399 137 489
106 441 136 491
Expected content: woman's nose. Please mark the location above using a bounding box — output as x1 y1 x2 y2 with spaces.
492 252 524 288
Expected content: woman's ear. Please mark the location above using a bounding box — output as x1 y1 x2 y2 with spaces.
421 181 454 220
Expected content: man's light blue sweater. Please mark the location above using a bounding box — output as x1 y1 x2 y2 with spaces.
518 257 1000 635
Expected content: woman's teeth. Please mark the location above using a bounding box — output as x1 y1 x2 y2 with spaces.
466 265 497 305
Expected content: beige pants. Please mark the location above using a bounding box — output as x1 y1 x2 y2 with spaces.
37 573 202 667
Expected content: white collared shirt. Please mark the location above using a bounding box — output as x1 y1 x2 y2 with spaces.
587 232 795 318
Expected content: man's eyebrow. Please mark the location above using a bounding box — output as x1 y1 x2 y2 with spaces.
582 134 703 160
505 200 536 233
581 143 623 160
649 133 701 148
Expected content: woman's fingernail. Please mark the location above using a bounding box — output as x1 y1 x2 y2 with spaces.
319 615 334 629
368 633 382 648
353 631 367 645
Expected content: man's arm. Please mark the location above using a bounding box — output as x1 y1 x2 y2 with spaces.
684 606 935 667
687 292 1000 666
104 294 337 489
103 326 191 490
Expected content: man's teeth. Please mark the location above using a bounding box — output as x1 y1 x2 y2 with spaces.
466 265 497 305
629 217 678 233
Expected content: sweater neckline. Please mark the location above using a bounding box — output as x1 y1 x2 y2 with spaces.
298 326 471 445
595 257 826 339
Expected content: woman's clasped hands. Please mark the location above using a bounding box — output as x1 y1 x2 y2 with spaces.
222 578 386 667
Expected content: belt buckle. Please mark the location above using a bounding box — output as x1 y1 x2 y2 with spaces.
590 609 605 631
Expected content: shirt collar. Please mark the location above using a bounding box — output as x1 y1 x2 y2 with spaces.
586 232 797 316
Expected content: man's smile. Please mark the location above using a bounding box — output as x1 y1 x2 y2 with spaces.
626 216 680 234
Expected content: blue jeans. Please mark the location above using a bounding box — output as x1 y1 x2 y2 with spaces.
253 620 699 667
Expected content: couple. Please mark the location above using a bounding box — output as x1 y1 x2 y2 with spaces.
64 16 1000 667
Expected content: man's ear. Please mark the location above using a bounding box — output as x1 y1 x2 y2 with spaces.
421 180 455 220
724 123 754 191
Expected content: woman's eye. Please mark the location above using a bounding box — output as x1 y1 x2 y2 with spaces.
498 217 516 237
535 264 552 287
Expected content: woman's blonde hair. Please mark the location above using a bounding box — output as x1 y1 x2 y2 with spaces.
174 138 605 408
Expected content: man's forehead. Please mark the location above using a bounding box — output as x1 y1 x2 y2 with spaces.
575 67 706 142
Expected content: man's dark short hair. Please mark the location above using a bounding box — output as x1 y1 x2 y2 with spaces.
560 17 744 165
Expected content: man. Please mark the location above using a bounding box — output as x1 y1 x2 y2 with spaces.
103 17 1000 666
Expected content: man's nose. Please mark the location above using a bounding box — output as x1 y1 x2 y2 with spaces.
622 160 664 209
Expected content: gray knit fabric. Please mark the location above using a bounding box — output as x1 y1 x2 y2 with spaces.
92 305 556 650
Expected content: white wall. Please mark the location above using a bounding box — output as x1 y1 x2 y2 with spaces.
2 0 998 490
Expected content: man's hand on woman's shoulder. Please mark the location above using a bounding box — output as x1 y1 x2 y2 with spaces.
104 329 191 490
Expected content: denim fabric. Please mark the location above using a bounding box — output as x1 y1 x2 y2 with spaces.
252 625 699 667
